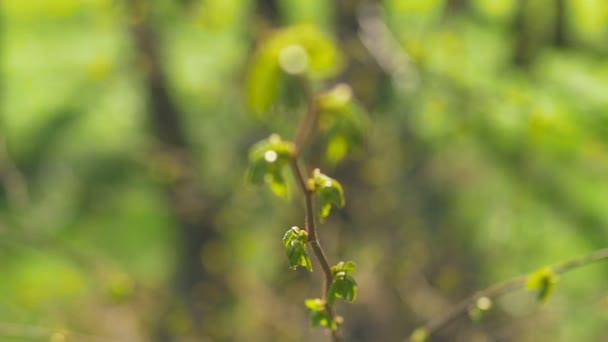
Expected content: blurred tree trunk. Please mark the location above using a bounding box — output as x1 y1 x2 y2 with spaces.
256 0 280 28
127 1 228 341
334 0 388 107
512 0 532 67
513 0 564 67
554 0 567 47
446 0 469 13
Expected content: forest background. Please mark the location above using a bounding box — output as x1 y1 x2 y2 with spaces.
1 0 608 341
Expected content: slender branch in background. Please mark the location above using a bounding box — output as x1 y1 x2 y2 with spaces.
0 322 121 342
408 247 608 341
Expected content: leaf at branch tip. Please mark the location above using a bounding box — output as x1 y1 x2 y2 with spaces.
328 261 357 305
310 169 345 220
305 298 341 330
526 266 558 303
282 227 312 271
410 328 429 342
246 134 295 198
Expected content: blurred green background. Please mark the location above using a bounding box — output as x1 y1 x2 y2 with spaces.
1 0 608 341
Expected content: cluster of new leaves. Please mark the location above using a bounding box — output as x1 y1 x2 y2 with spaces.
305 261 357 330
328 261 357 304
282 226 312 272
305 298 343 331
246 134 294 197
309 168 345 220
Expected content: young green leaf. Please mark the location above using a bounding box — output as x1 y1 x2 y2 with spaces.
247 134 295 198
332 261 356 275
248 134 295 164
310 169 345 219
305 298 341 331
282 226 312 272
526 267 558 303
268 169 289 198
328 261 357 304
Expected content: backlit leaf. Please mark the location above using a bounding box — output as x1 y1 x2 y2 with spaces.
282 227 312 271
526 267 558 303
310 169 345 219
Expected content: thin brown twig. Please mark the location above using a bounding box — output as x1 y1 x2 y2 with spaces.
288 159 332 286
408 247 608 341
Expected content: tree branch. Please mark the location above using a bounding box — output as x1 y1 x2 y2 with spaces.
289 80 340 341
408 247 608 341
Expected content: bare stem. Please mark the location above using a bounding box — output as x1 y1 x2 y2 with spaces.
409 247 608 341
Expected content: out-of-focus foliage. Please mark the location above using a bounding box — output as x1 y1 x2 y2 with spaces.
317 84 367 163
1 0 608 341
305 298 341 331
247 134 294 197
246 24 343 114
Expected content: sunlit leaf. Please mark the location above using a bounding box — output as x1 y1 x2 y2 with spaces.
247 134 295 198
283 227 312 271
304 298 341 330
310 169 345 219
328 261 357 304
526 267 558 303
